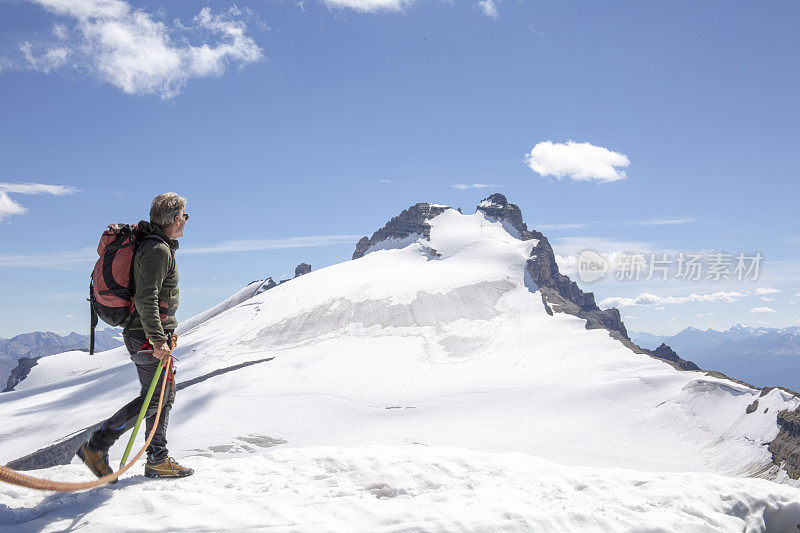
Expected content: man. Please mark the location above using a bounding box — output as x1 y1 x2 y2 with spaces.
77 193 193 480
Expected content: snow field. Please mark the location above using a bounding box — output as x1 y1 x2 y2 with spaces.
2 207 800 531
2 446 800 532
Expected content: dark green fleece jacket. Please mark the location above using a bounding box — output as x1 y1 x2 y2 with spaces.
122 221 179 343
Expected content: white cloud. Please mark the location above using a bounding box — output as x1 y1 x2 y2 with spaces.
551 236 662 275
451 183 500 190
524 140 630 183
15 1 262 98
760 297 775 302
19 41 70 73
750 307 776 314
322 0 414 12
52 23 69 40
0 182 78 222
0 193 28 221
754 287 780 295
599 291 746 309
553 236 658 258
478 0 498 19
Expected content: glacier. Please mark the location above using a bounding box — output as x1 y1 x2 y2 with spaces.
1 203 800 532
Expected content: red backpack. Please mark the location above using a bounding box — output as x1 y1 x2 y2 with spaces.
88 224 168 354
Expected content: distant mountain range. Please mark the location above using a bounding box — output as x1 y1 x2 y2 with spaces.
630 325 800 391
0 329 123 392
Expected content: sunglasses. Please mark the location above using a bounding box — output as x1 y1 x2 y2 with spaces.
181 213 189 221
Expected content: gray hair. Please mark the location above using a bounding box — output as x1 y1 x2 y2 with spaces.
150 192 187 228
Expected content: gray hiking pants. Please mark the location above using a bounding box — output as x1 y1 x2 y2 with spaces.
89 329 176 463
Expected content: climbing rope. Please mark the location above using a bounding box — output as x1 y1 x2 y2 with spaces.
0 356 172 492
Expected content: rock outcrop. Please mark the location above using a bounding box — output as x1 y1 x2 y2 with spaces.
475 193 629 340
3 357 39 392
352 203 450 260
769 405 800 479
648 343 700 371
280 264 313 285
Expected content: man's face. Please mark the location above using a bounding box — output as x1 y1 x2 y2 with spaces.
174 210 187 238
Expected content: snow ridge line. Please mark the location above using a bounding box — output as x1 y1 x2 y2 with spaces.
4 356 275 472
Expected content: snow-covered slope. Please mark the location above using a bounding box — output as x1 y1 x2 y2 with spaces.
0 329 122 392
176 277 276 336
2 204 800 531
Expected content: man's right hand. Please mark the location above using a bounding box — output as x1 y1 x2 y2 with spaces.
153 341 171 361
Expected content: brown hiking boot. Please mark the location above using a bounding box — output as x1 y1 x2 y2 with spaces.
76 441 116 482
144 457 194 479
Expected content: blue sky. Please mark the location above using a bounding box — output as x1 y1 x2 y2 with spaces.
1 0 798 338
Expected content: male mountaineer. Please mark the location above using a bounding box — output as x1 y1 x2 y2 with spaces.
77 193 194 479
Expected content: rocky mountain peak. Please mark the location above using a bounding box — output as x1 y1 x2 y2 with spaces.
481 192 509 207
470 193 630 340
352 202 451 260
476 193 541 241
351 195 630 341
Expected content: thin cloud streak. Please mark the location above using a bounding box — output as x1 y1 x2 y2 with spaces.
0 182 78 195
531 217 697 232
183 235 363 254
635 217 698 226
322 0 413 12
534 223 588 231
0 235 363 268
0 249 95 268
451 183 501 190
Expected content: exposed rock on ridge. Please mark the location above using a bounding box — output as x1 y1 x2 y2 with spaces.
353 203 450 260
280 263 313 284
3 357 39 392
648 343 700 371
475 192 800 480
476 193 629 340
769 403 800 479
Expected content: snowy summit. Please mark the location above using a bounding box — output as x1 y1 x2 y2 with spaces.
2 194 800 531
